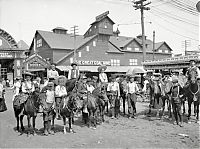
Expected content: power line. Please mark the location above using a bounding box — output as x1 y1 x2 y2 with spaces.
147 12 199 41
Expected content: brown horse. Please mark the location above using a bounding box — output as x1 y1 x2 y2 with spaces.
52 93 82 134
185 74 200 122
13 91 40 136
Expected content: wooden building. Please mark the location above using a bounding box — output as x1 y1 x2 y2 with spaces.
28 11 173 75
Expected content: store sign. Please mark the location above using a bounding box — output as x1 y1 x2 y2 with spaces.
28 60 44 69
0 52 13 58
77 60 111 66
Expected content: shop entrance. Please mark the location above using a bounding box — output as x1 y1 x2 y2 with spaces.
0 59 14 79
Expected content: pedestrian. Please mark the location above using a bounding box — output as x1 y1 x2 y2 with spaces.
169 76 184 127
55 76 67 120
120 75 128 115
68 62 80 80
0 77 7 112
126 75 139 118
107 75 120 119
47 63 59 83
41 82 55 136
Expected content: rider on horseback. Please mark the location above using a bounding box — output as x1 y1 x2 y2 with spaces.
186 59 200 84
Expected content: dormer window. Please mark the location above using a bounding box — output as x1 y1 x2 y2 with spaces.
36 39 42 47
127 47 132 51
158 49 162 53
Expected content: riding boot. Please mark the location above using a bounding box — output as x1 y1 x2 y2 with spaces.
47 120 54 135
43 121 48 136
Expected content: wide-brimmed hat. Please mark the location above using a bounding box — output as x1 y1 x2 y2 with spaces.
189 59 196 63
55 75 67 85
92 76 98 80
82 75 87 79
97 65 107 72
47 82 54 87
153 73 161 76
71 62 78 66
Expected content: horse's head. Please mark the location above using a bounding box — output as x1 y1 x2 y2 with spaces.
190 71 197 84
67 93 82 112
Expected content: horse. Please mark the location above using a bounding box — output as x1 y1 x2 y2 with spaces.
52 93 82 134
13 91 40 136
92 85 109 123
185 72 200 122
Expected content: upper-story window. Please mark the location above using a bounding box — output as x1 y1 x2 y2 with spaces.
158 49 162 53
104 25 107 28
36 39 42 47
70 58 73 63
165 50 168 53
111 59 120 66
129 59 137 65
127 47 132 51
86 46 89 51
135 47 139 51
93 41 96 47
78 52 81 57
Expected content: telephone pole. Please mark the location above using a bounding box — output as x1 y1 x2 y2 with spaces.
133 0 151 62
70 25 79 62
153 30 155 61
182 40 190 56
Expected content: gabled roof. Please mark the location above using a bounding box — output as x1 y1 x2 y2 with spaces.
17 40 29 50
91 16 115 25
107 41 124 54
37 30 86 50
109 36 133 48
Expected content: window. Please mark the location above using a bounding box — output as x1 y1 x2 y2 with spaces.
165 50 168 53
93 41 96 47
127 47 132 51
158 49 162 53
70 58 73 63
86 46 89 51
105 25 107 28
78 52 81 57
111 59 120 66
135 47 139 51
94 26 96 29
129 59 138 65
36 39 42 47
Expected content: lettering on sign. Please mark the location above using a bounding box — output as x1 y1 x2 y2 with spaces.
28 60 44 69
0 52 13 58
77 60 111 66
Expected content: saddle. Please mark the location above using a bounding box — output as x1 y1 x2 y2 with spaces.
13 93 29 108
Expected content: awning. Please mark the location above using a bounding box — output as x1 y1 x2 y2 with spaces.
56 66 71 71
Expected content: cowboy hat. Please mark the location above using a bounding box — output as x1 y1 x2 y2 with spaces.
54 75 67 85
153 73 161 76
82 75 87 79
97 65 107 72
47 82 54 86
71 62 78 66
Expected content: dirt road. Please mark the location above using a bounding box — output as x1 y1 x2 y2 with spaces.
0 89 199 148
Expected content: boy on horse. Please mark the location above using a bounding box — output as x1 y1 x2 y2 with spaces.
169 76 184 127
107 75 120 119
186 59 200 84
22 74 35 94
55 76 68 120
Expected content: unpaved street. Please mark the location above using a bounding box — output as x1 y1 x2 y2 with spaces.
0 89 199 148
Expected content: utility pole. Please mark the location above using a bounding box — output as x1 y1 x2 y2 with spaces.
70 25 79 62
153 30 155 61
133 0 151 62
182 40 190 56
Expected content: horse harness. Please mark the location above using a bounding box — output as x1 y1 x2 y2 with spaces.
189 83 199 102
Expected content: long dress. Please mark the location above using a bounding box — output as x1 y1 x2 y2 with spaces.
0 84 7 112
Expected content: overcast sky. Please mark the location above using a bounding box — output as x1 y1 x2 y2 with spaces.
0 0 199 54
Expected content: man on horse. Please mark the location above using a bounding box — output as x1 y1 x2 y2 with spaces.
68 62 80 80
186 59 200 84
47 63 59 83
22 74 35 94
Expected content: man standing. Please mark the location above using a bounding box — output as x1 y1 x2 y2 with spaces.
126 75 139 119
47 63 59 82
68 62 80 80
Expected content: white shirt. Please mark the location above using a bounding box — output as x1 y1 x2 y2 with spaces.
68 69 80 79
107 81 120 96
0 84 4 98
55 85 67 97
47 69 59 79
13 81 21 95
87 84 95 93
127 81 139 94
99 73 108 83
46 90 55 103
22 81 35 93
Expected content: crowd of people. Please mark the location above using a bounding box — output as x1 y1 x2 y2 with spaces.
0 59 199 135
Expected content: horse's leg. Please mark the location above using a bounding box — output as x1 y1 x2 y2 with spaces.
68 117 74 133
161 96 165 120
27 115 31 136
88 110 92 128
194 101 199 122
52 112 55 130
20 115 25 132
182 99 186 115
93 110 97 129
32 116 36 136
188 99 192 121
16 115 20 132
63 116 67 134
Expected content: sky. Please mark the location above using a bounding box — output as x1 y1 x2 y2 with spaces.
0 0 199 54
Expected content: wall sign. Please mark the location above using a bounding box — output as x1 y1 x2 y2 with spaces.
0 52 14 58
77 60 111 66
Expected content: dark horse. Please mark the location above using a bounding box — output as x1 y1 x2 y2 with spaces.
185 74 200 122
13 91 40 136
52 93 82 134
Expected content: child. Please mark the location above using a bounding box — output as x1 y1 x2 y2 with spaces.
11 78 21 101
169 77 184 127
0 77 7 112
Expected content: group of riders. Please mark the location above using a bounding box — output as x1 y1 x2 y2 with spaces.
0 59 200 135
